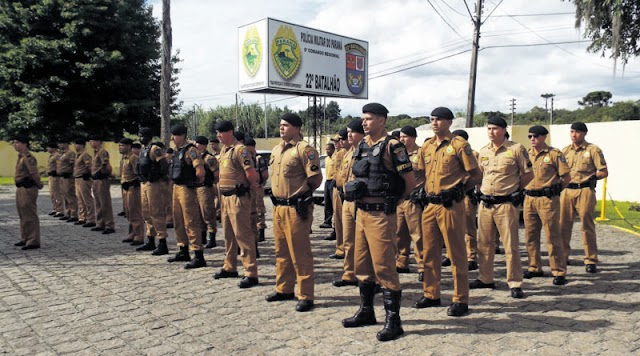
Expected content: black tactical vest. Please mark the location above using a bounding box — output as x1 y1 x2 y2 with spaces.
352 136 404 198
138 143 162 182
202 151 215 187
171 143 196 186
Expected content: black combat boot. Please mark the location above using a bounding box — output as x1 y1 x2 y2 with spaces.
255 237 260 258
205 232 216 248
342 281 377 328
152 238 169 255
136 236 156 251
259 228 265 242
376 289 404 342
201 230 207 246
167 245 190 262
184 250 206 269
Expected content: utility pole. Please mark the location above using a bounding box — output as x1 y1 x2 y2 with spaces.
465 0 483 128
550 96 555 125
264 94 267 138
235 93 239 129
160 0 172 145
509 98 516 126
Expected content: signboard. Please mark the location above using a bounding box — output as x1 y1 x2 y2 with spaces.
238 18 368 99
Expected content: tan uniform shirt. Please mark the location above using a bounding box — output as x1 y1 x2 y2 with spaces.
479 140 532 196
47 152 60 174
342 146 356 183
325 154 334 180
407 143 425 190
73 151 93 177
121 152 139 183
203 151 219 175
333 149 347 188
562 141 607 184
525 146 570 190
218 139 253 190
57 149 76 175
15 152 40 185
270 139 321 199
91 148 111 176
418 134 477 194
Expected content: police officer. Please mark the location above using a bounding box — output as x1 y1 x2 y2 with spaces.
119 138 145 246
245 138 269 250
560 122 608 273
136 129 169 254
342 103 416 342
163 147 175 229
89 135 116 234
13 134 43 250
46 142 63 217
167 124 207 269
208 137 223 228
523 125 571 285
330 128 350 258
415 108 481 317
73 138 96 227
452 129 480 271
395 125 425 281
333 119 365 287
194 135 218 248
320 142 335 229
57 139 79 222
323 134 342 241
213 121 261 287
472 116 533 299
267 113 322 312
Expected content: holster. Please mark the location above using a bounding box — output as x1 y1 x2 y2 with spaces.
409 187 425 209
82 173 91 181
16 178 36 188
47 171 57 177
510 190 525 207
295 192 313 220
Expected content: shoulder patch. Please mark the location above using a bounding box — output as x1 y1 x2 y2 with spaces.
310 164 319 171
306 149 316 160
101 151 109 159
189 149 198 159
464 144 472 156
559 154 566 163
28 157 36 166
393 147 409 163
154 148 163 157
243 159 250 166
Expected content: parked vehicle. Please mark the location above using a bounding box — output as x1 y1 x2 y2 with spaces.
313 155 327 205
257 150 272 195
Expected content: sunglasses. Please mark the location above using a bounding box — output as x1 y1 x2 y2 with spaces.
528 134 540 139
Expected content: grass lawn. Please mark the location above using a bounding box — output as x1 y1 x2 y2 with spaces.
595 200 640 232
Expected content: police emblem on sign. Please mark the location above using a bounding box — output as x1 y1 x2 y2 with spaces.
242 25 262 77
345 43 366 95
271 25 301 80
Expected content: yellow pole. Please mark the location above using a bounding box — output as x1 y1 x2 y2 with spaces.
596 178 609 222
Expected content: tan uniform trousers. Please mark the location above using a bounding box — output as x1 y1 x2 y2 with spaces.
141 182 168 239
273 204 315 300
221 194 257 277
17 187 40 246
477 202 523 288
92 179 114 229
75 178 95 223
341 200 357 282
524 195 566 276
49 176 63 213
464 196 478 262
196 186 217 234
250 193 259 243
124 186 144 242
333 188 344 256
354 209 401 291
164 180 174 225
255 187 267 229
61 177 78 218
173 184 203 251
422 201 469 303
396 199 424 272
213 183 221 221
560 187 597 265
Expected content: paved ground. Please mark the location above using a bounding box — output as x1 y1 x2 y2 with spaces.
0 185 639 355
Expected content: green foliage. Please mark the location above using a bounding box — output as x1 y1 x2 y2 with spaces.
0 0 181 144
578 90 613 107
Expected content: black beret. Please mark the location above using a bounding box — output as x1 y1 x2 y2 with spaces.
132 143 141 149
451 129 469 141
430 107 454 120
339 128 348 140
47 141 59 148
487 116 507 128
72 138 86 145
209 137 219 143
119 138 133 145
166 147 174 154
245 138 256 147
528 125 549 135
88 134 102 141
170 124 188 136
139 127 153 136
13 134 29 144
362 102 389 116
194 136 208 145
233 131 245 142
282 113 303 127
347 119 364 134
400 125 417 138
214 120 234 132
391 130 400 138
570 122 588 132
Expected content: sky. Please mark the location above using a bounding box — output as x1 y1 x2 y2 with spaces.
149 0 639 118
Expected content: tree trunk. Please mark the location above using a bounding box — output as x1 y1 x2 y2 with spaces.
160 0 172 145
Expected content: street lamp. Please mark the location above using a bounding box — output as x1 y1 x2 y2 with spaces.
541 93 555 124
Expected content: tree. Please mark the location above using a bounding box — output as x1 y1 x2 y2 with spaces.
578 91 613 107
0 0 180 143
567 0 640 69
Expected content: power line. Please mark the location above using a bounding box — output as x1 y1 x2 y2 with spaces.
481 0 504 24
490 12 574 18
481 40 591 49
370 49 472 79
425 0 469 41
438 0 469 17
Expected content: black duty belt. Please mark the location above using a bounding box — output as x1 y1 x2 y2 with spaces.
221 186 249 197
60 173 73 179
271 197 299 206
567 181 591 189
479 195 512 205
525 189 549 197
121 180 141 190
356 202 386 212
